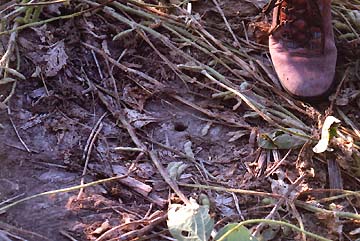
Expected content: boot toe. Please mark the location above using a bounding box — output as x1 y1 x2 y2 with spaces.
269 38 337 98
267 0 337 99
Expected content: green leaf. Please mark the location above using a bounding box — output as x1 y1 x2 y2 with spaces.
214 223 258 241
258 128 307 150
167 200 214 241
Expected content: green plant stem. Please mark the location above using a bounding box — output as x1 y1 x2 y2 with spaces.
16 0 69 7
0 175 127 212
0 10 85 36
216 219 332 241
295 200 360 220
182 182 360 221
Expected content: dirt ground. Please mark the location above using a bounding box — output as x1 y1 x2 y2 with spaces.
1 0 360 241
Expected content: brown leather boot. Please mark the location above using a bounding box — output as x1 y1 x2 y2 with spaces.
267 0 337 99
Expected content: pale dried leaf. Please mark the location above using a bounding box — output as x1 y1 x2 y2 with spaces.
44 40 68 77
124 108 157 128
313 116 341 153
168 199 214 241
184 141 195 159
91 220 110 235
167 161 189 181
227 130 248 142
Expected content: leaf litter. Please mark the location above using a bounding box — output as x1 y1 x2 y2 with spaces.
0 0 359 241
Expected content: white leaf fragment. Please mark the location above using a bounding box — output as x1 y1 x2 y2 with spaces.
184 141 195 159
313 116 341 153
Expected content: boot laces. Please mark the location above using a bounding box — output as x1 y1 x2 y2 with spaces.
267 0 324 52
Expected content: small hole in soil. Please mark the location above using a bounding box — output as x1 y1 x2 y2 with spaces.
174 122 188 132
270 173 279 180
181 231 190 237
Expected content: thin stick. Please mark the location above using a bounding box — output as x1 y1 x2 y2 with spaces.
212 0 240 47
91 49 104 80
265 149 292 177
0 193 25 207
77 112 107 199
16 0 68 7
116 215 167 241
0 221 49 240
0 230 27 241
0 231 14 241
289 201 306 241
7 107 31 153
329 67 349 114
59 230 79 241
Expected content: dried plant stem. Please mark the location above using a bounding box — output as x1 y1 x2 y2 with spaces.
77 112 107 199
0 175 128 212
7 107 31 152
179 183 282 199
